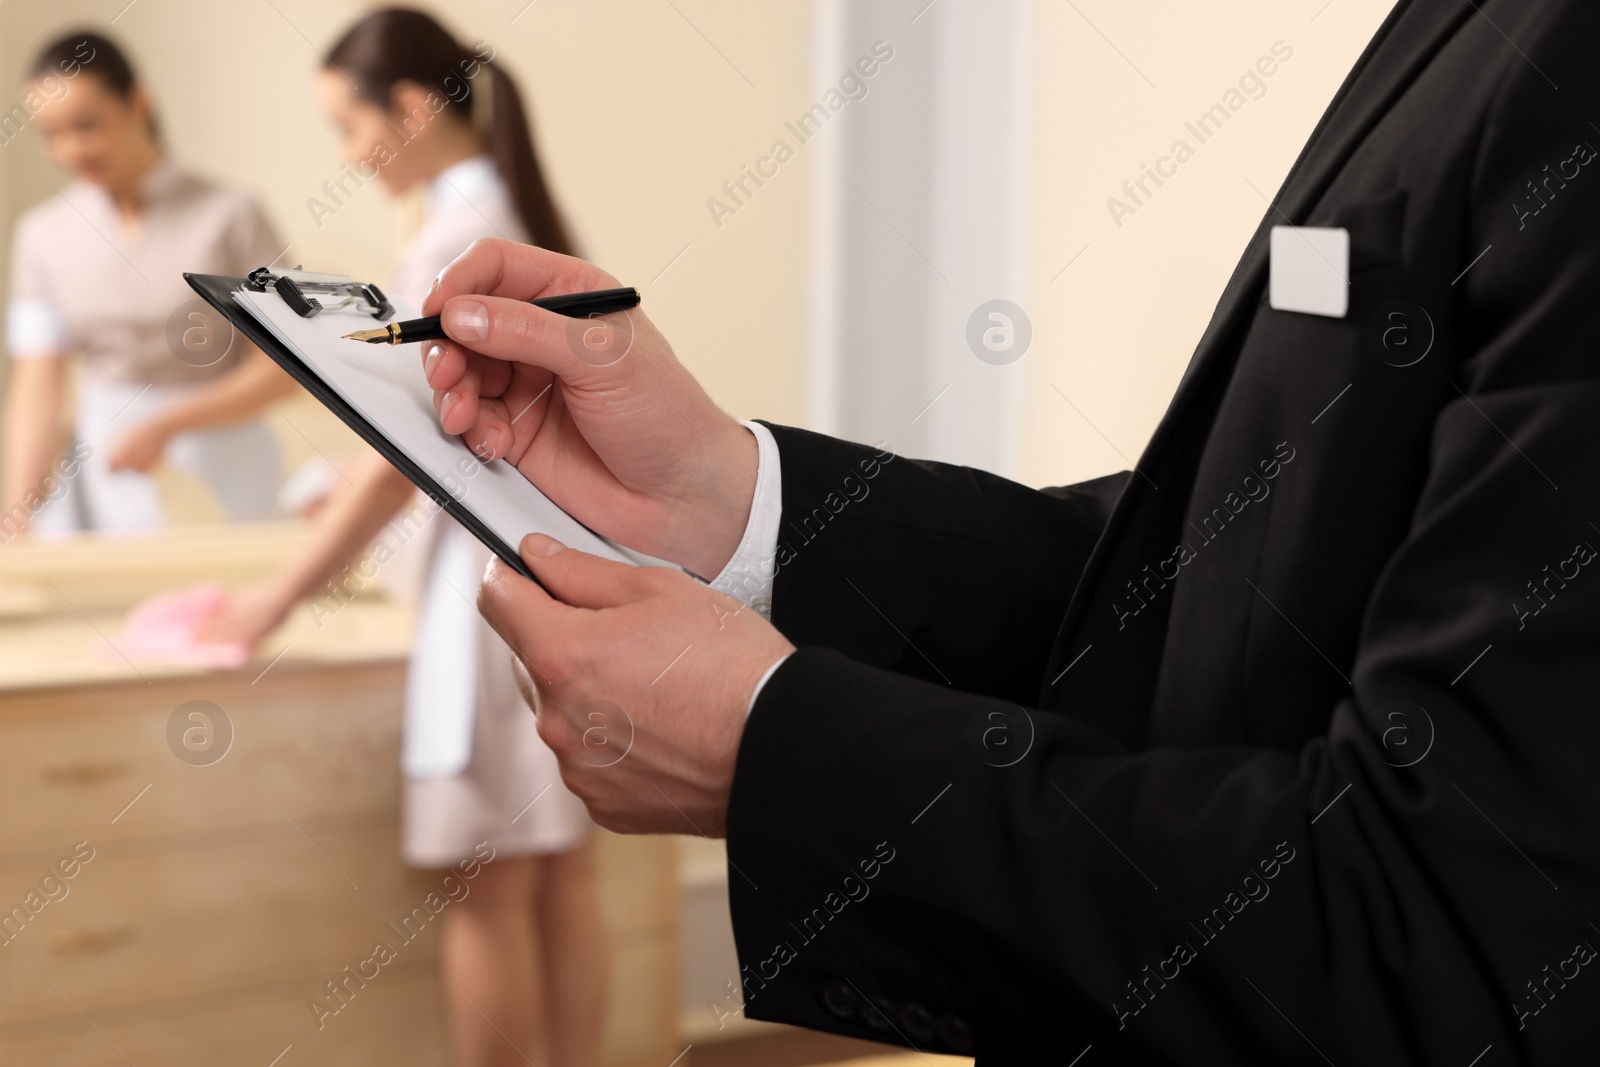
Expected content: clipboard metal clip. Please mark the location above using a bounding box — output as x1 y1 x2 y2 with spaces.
246 266 393 320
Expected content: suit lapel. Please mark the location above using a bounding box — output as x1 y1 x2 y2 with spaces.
1171 0 1474 407
1040 0 1480 697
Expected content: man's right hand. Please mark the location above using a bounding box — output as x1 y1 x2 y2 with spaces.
420 239 758 580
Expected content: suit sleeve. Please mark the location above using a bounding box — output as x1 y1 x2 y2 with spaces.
727 13 1600 1065
755 420 1127 705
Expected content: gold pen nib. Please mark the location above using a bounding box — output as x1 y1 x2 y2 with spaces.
343 326 396 343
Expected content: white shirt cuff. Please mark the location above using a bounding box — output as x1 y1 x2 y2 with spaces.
746 651 792 718
5 295 68 357
707 420 785 716
708 419 782 613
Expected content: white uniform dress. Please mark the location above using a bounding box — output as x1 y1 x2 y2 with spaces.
5 159 283 533
389 155 591 868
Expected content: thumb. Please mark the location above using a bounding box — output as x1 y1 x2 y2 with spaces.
422 238 614 317
439 294 636 384
424 238 632 383
477 551 575 661
520 533 656 610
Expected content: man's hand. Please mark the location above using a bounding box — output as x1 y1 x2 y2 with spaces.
480 533 794 836
421 239 758 580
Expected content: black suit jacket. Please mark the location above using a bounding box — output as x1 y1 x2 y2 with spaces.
724 0 1600 1063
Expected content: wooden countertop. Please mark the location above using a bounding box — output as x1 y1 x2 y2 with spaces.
0 521 415 695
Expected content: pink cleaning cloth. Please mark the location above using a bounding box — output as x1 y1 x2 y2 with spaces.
104 584 252 670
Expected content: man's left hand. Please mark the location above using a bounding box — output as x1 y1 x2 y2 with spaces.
479 533 794 837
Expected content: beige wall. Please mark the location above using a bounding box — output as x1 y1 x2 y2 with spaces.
2 0 1397 492
1024 0 1395 488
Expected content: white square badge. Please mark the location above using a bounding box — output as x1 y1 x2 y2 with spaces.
1269 226 1349 318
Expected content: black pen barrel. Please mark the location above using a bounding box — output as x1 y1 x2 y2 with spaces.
389 287 639 343
532 287 640 317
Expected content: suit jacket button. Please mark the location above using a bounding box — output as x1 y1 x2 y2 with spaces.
899 1004 935 1042
860 994 897 1032
821 981 857 1019
937 1014 974 1054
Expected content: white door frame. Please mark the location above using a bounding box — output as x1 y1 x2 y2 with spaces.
808 0 1035 478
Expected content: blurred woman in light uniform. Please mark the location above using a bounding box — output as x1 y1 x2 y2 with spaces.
3 31 293 535
197 10 606 1066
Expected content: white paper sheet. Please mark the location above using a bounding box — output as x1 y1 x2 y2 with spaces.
234 288 633 565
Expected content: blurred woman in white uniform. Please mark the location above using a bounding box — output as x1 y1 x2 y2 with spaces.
3 31 292 536
197 11 605 1066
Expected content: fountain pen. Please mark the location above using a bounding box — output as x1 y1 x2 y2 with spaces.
343 286 640 345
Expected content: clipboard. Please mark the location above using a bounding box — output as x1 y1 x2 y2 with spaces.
185 271 628 583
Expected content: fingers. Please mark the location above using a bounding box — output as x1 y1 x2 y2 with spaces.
435 358 480 436
477 553 576 674
427 342 511 404
460 401 514 463
477 543 660 704
421 238 620 316
509 654 539 712
519 534 660 610
422 341 463 393
438 293 634 382
438 356 512 443
464 370 556 463
426 339 528 460
419 239 633 383
479 353 513 399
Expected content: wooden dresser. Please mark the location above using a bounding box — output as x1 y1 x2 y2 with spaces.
0 524 678 1066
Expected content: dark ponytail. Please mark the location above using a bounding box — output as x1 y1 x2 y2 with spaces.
325 8 576 257
481 60 576 259
30 30 160 141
